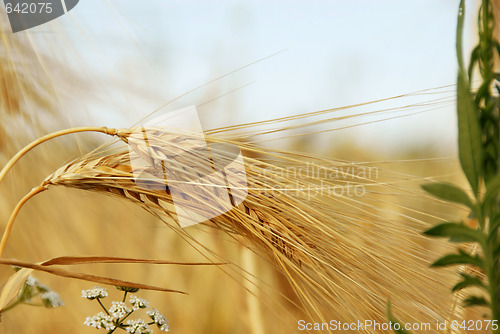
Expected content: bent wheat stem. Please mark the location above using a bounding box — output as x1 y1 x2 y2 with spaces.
0 127 119 185
242 248 265 334
0 185 47 257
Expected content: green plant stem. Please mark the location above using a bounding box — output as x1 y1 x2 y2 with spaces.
96 298 110 316
477 194 500 331
477 0 499 327
107 326 119 334
108 311 134 334
390 2 499 333
107 324 119 334
486 211 500 329
117 311 133 326
22 302 44 307
477 0 500 183
486 244 499 329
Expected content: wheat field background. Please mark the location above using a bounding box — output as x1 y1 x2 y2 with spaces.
0 1 494 333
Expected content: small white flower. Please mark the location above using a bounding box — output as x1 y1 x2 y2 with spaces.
84 312 115 330
109 301 131 318
23 275 50 292
81 287 108 300
25 275 38 287
41 291 64 308
129 295 149 310
18 276 38 301
147 308 169 332
126 319 152 334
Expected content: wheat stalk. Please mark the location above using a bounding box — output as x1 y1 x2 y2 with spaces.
0 128 449 330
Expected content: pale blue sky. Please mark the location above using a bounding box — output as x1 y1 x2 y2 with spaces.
28 0 469 155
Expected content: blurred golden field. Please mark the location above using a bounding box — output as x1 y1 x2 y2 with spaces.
0 3 494 334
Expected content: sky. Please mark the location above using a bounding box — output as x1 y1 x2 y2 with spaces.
17 0 469 155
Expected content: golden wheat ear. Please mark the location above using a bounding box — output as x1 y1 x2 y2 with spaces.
27 128 460 330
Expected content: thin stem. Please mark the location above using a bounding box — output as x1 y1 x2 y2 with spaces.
22 302 44 307
107 322 119 334
97 298 110 316
118 311 133 325
0 185 46 257
484 203 500 328
487 251 499 329
0 126 120 258
108 311 134 334
107 327 118 334
241 247 265 334
122 291 128 303
0 127 118 185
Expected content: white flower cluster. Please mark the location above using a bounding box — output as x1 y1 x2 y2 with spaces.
109 301 131 318
129 295 149 310
41 291 64 308
24 275 38 287
18 276 38 301
24 275 51 293
81 287 169 332
126 319 153 334
81 287 108 300
147 308 170 332
16 274 63 309
84 312 116 331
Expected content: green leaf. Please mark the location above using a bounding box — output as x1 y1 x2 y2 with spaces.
431 249 483 269
483 173 500 209
474 82 490 104
455 0 483 196
456 0 466 72
386 301 412 334
457 71 483 196
463 295 489 308
452 273 486 292
423 222 483 243
422 183 474 208
468 46 480 82
490 216 500 238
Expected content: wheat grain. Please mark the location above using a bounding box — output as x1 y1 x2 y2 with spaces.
29 130 460 330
